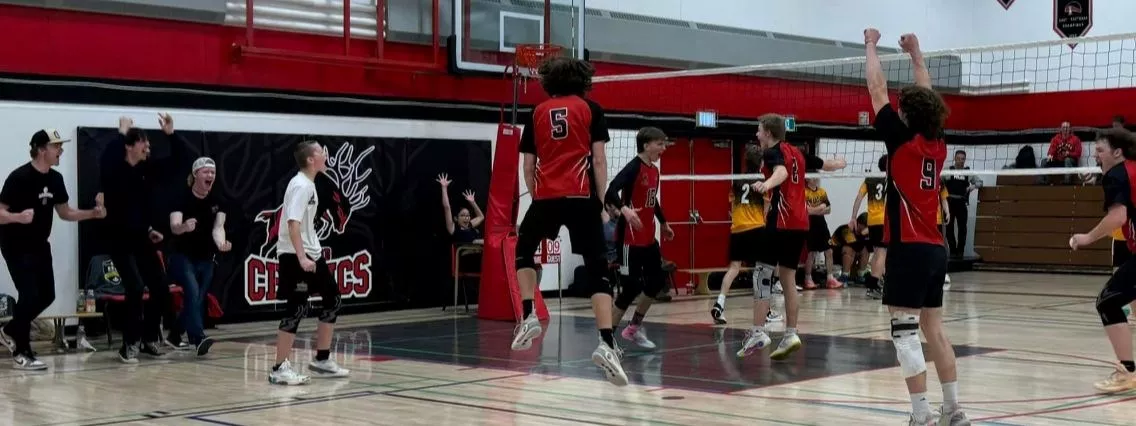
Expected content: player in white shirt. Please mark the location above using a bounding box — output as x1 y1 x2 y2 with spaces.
268 140 350 386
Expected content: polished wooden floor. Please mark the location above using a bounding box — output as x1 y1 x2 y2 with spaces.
2 271 1135 425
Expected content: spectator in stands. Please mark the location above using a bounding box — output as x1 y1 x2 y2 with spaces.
436 174 483 244
943 150 981 258
1046 121 1082 184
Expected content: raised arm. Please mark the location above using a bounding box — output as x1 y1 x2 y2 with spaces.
899 33 932 89
436 174 454 235
462 190 485 228
864 28 890 114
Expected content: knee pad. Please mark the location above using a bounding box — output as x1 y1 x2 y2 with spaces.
584 256 614 297
277 293 310 334
1096 294 1130 326
318 292 342 324
614 286 637 311
890 312 926 378
752 264 774 301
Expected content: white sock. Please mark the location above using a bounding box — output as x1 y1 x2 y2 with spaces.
942 381 959 411
785 327 798 336
716 294 726 306
911 392 932 421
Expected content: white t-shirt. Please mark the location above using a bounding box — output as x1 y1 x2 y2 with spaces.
276 172 321 258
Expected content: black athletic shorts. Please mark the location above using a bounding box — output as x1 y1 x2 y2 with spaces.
807 222 831 252
759 229 808 268
517 197 606 263
1101 256 1136 310
882 243 947 309
1113 240 1131 268
728 227 764 262
276 253 337 301
866 225 885 250
624 242 667 296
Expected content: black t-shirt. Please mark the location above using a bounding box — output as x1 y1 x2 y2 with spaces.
0 163 69 246
453 227 481 245
171 186 226 260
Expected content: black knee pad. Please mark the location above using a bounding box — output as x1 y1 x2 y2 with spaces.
614 284 638 310
1096 294 1129 326
318 292 342 324
514 236 539 271
278 292 310 334
584 256 613 297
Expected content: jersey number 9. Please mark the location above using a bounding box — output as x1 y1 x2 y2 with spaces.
920 158 936 190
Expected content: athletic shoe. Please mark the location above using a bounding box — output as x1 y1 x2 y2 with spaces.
906 414 936 425
195 337 214 357
825 277 843 289
803 279 818 290
866 288 883 299
0 326 14 353
710 303 727 325
118 344 139 364
510 315 542 351
770 333 802 360
620 324 656 349
165 335 192 351
13 351 47 371
1094 363 1136 393
936 407 971 426
736 329 771 358
772 281 783 294
766 310 784 322
268 359 310 386
140 341 167 358
308 358 350 378
944 274 952 284
591 341 628 386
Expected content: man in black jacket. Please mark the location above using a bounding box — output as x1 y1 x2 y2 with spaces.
942 150 982 258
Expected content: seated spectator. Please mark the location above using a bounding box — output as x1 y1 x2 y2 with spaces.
436 173 483 244
1046 121 1081 184
1005 145 1038 169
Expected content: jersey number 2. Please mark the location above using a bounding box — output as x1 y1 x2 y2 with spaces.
920 158 936 190
550 108 569 140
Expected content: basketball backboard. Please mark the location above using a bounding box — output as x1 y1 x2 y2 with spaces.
453 0 586 75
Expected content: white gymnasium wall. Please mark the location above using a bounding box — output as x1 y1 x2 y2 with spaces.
0 101 502 317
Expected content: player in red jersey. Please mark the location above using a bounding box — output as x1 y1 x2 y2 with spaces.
736 113 845 361
1069 128 1136 393
865 29 968 426
605 127 674 351
511 57 628 386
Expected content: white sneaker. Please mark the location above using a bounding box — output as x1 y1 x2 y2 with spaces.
620 325 656 349
736 329 771 358
13 352 47 371
773 282 783 293
770 333 802 361
0 327 14 353
308 358 350 378
936 406 971 426
766 310 784 322
510 315 542 351
269 360 310 386
591 341 628 386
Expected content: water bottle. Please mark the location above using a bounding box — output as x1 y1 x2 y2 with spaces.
77 290 86 313
85 290 96 313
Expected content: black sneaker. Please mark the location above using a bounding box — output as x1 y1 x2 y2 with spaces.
13 351 47 371
710 303 727 325
866 288 883 300
195 337 214 357
119 344 139 364
140 341 167 357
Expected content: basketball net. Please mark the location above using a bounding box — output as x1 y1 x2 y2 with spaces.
514 43 563 95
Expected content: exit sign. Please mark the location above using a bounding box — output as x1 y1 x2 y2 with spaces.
785 115 797 132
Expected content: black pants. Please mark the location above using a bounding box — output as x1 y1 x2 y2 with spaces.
109 240 169 346
1 243 55 354
946 198 968 257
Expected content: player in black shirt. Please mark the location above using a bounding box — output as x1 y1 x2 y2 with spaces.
165 156 230 357
0 129 104 370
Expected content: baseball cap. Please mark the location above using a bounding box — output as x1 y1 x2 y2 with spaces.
29 129 70 149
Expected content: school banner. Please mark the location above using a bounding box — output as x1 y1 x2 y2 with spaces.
77 127 491 319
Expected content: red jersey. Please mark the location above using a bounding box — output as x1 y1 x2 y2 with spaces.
1102 160 1136 252
520 96 611 200
875 104 947 245
761 142 822 231
605 157 664 247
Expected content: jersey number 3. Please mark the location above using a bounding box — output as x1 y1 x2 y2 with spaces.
550 108 569 140
920 158 936 190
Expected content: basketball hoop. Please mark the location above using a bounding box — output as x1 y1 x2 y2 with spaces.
514 43 563 92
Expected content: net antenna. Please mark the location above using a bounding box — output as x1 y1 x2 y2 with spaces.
505 43 563 125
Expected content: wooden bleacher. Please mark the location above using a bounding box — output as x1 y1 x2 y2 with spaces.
975 175 1110 272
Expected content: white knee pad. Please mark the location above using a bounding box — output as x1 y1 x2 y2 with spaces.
890 312 926 378
752 264 774 301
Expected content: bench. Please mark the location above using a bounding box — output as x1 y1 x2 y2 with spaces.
0 312 102 353
99 285 184 348
678 267 753 295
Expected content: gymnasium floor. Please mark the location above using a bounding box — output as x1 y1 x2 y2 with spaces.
3 271 1135 425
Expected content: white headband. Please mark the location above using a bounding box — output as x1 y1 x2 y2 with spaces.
192 157 216 173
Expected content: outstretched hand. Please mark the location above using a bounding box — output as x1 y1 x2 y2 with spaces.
462 189 476 202
436 173 451 187
864 28 881 45
899 33 920 53
159 113 175 135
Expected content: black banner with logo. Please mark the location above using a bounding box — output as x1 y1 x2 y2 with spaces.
1054 0 1092 48
77 127 491 321
997 0 1014 10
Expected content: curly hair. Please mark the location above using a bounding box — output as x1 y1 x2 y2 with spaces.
897 86 950 140
538 57 595 97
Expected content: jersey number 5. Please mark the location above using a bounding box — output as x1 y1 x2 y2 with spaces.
550 108 569 140
920 158 936 190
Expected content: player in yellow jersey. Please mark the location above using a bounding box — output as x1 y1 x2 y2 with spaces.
938 185 952 287
831 214 868 282
712 147 781 325
850 155 888 298
804 178 842 289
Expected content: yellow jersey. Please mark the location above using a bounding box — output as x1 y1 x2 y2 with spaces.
805 186 830 212
1113 227 1126 241
859 177 887 226
730 182 766 233
830 224 857 246
937 187 948 225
